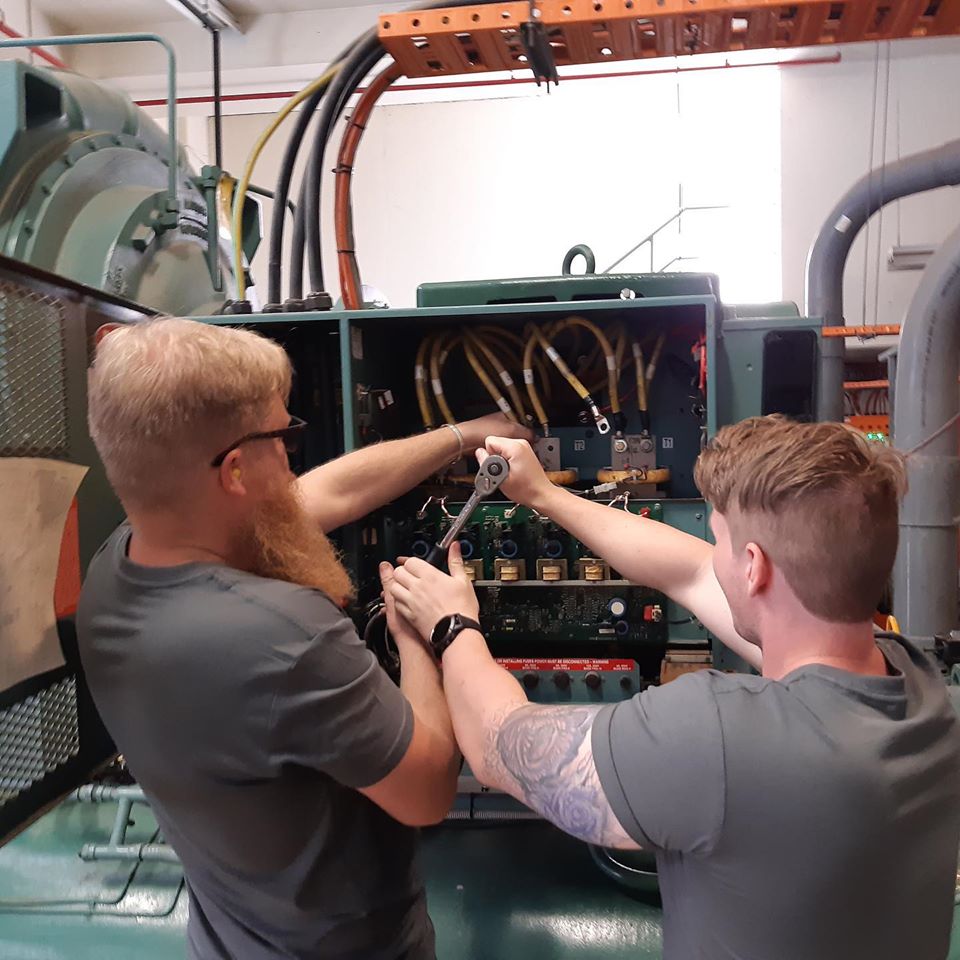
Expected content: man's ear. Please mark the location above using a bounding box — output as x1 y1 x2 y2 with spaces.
219 451 247 496
744 541 772 598
94 323 123 348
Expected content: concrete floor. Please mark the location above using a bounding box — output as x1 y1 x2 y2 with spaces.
0 796 953 959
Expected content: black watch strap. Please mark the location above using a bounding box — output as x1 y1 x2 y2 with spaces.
430 613 482 659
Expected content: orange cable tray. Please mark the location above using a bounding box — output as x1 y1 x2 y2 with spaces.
379 1 960 78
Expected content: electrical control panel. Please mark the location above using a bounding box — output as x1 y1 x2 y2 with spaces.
212 270 821 695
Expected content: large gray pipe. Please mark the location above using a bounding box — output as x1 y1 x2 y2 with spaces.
805 140 960 421
893 221 960 639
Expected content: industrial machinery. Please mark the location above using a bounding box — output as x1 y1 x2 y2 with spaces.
1 2 960 957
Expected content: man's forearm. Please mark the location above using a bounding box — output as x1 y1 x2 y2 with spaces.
440 631 528 788
532 485 761 670
398 640 458 762
441 632 639 848
533 485 712 601
299 428 460 532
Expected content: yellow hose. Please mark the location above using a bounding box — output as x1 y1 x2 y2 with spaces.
232 64 341 300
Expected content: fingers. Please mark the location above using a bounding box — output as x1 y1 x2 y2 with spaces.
384 576 413 612
392 564 420 590
484 435 532 458
475 447 488 465
378 561 395 588
447 539 465 575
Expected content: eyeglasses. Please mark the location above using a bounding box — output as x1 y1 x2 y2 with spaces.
210 415 308 468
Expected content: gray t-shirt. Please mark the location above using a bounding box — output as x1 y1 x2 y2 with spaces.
77 525 433 960
593 634 960 960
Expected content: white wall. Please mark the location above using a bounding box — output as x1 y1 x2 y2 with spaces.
216 62 782 308
0 1 61 64
782 36 960 330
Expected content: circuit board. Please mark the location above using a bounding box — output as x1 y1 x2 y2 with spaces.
477 582 665 651
381 499 665 583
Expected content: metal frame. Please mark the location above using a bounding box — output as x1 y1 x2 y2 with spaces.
379 0 960 78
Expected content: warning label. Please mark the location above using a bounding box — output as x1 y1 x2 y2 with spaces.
495 658 635 673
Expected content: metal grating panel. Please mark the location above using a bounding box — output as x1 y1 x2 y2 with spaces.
380 0 960 78
0 676 80 806
0 279 68 458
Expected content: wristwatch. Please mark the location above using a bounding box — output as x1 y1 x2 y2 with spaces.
430 613 483 660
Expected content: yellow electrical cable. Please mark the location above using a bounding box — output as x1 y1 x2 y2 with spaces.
430 332 458 425
522 325 553 433
415 334 437 430
462 335 518 423
550 316 621 417
468 331 526 422
231 63 342 301
632 339 649 415
613 326 628 379
477 325 553 401
646 333 667 386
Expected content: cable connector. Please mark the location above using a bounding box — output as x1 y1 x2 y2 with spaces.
585 396 611 435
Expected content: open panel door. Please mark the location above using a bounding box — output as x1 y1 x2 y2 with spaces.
0 255 154 845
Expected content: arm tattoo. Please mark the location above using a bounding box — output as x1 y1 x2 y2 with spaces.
485 704 639 849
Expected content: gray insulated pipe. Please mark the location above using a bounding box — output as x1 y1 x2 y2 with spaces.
893 222 960 639
805 139 960 421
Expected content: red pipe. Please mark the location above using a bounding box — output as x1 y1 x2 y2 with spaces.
134 52 841 107
0 21 68 70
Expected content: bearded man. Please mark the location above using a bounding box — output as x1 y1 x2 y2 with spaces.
77 317 530 960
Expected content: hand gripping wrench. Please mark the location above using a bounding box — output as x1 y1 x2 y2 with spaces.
422 455 510 570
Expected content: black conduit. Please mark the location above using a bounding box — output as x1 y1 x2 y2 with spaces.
288 175 309 301
271 1 517 306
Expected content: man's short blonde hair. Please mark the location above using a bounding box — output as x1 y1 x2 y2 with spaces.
694 416 907 623
88 317 292 509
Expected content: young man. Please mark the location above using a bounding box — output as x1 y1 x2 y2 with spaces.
77 317 530 960
384 416 960 960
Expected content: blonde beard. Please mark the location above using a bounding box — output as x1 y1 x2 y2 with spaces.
242 480 355 608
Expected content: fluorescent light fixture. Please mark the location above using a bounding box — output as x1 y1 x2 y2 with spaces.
158 0 243 33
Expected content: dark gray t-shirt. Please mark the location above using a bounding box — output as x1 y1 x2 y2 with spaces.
593 634 960 960
77 525 433 960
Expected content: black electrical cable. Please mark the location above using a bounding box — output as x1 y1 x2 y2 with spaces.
303 35 382 296
265 84 327 305
298 1 515 300
266 30 370 306
288 175 309 301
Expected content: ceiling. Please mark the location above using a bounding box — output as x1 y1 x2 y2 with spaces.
33 0 386 33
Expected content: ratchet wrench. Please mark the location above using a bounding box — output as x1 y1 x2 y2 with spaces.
422 455 510 570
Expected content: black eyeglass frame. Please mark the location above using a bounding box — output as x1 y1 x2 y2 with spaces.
210 415 308 468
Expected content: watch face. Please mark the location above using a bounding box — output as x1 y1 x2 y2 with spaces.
431 615 456 648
